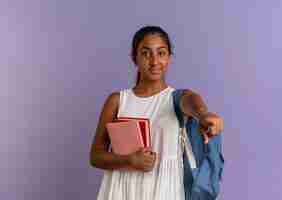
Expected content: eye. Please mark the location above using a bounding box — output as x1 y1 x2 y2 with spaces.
159 51 167 57
141 51 150 57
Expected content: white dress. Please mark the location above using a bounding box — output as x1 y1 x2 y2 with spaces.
96 86 185 200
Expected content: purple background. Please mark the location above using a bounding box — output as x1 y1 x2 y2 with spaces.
2 0 281 199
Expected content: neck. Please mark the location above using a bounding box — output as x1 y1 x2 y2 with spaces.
134 80 168 93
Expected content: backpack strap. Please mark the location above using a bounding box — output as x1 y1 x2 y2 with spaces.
172 89 185 127
172 89 197 169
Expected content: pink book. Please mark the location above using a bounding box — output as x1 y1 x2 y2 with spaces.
106 120 144 155
113 117 151 147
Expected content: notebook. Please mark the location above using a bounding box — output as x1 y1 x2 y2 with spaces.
106 120 145 155
113 117 151 147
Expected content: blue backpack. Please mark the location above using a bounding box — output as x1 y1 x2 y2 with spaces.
172 89 224 200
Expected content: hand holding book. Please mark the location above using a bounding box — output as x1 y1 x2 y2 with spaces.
106 117 156 171
127 147 157 172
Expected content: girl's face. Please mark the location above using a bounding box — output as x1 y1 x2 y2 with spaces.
135 34 171 82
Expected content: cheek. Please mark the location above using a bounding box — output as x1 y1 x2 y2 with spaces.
160 57 171 69
160 62 169 71
137 60 150 71
136 56 148 66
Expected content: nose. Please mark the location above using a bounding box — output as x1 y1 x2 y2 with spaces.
149 53 159 66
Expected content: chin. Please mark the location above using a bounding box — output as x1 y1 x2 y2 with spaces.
148 74 163 81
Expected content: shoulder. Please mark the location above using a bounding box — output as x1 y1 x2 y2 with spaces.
183 88 198 96
171 88 198 97
105 91 120 107
105 87 132 104
168 85 196 94
96 91 120 120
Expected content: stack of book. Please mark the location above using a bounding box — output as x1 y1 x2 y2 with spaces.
106 117 151 155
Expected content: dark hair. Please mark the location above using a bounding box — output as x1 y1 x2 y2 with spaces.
131 26 174 86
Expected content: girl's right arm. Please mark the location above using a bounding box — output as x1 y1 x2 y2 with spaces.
89 92 157 171
89 92 132 170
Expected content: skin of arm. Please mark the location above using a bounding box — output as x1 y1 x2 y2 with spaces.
180 89 224 143
89 92 132 170
180 89 208 119
89 92 156 171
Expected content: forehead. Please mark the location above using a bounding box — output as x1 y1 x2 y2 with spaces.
138 34 169 50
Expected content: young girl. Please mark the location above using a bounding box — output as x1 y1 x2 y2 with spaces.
90 26 224 200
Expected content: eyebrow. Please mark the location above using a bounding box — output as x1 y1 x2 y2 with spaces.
141 46 168 50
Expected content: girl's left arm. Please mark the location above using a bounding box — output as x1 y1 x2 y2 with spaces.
180 89 224 144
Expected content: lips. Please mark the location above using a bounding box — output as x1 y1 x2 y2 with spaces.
149 68 162 74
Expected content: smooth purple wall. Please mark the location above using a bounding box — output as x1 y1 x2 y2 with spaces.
2 0 281 199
